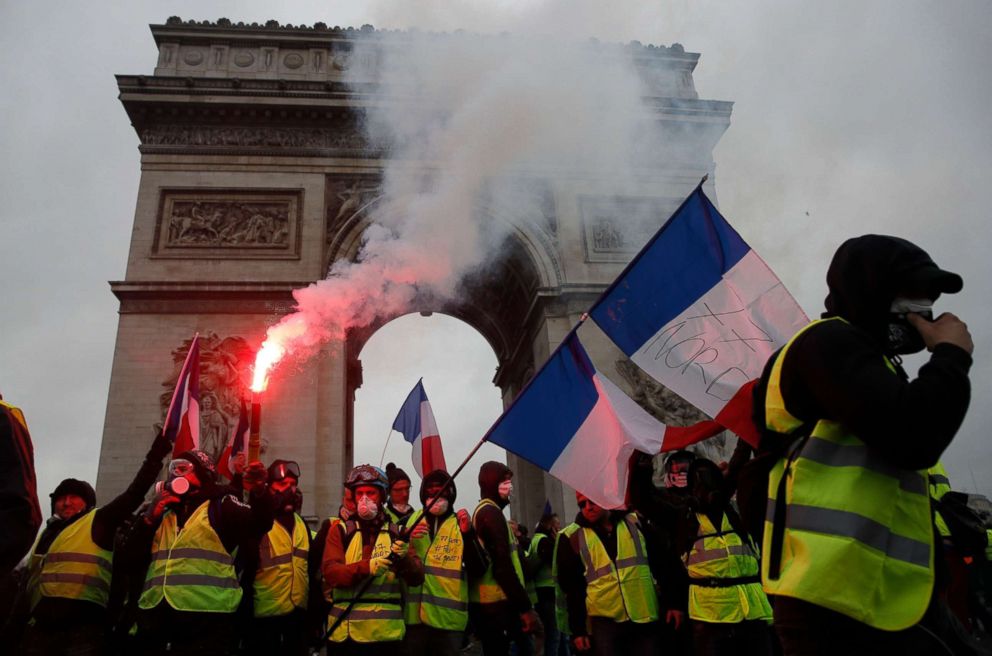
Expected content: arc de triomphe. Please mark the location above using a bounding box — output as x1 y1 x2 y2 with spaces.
95 17 732 529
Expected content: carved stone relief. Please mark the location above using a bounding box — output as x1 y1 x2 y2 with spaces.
579 195 679 262
325 177 383 243
154 189 302 259
140 125 369 151
159 334 257 465
614 359 732 486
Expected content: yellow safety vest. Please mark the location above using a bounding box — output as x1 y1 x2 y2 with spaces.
573 514 659 624
254 513 310 617
527 533 554 589
762 318 934 631
29 509 112 609
553 523 580 633
404 511 469 630
470 499 527 604
329 524 404 643
138 500 242 613
685 512 772 624
928 463 952 538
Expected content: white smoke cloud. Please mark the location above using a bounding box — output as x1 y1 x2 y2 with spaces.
257 15 671 374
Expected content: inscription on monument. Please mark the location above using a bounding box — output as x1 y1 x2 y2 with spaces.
154 189 302 259
579 195 679 262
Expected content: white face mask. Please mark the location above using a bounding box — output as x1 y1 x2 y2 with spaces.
357 496 379 520
498 481 513 500
428 498 450 516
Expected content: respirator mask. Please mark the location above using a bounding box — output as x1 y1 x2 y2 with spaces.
887 298 933 354
357 496 379 520
157 459 195 496
428 498 450 516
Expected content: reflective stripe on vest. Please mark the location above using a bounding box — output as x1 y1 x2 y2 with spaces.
404 512 468 630
32 509 113 608
686 512 772 623
470 499 526 604
329 525 404 643
527 533 554 589
761 318 935 631
574 514 659 624
554 523 580 633
254 513 310 617
928 463 952 538
138 501 242 613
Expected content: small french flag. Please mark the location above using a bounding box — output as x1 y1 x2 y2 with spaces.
163 335 201 458
392 379 447 477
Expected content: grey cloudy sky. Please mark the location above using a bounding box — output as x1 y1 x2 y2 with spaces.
1 1 989 511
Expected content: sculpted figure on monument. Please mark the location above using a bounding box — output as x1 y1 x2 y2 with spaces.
165 200 290 248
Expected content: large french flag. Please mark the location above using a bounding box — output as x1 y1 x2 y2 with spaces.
217 397 249 481
392 379 447 477
487 332 705 508
163 335 201 458
589 185 807 442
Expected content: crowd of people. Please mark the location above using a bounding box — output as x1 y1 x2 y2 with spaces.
0 233 988 656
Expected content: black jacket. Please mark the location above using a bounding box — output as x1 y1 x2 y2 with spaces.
754 235 971 470
472 461 532 613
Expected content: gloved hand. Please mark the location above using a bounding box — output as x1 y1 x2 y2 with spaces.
243 460 267 491
149 431 173 460
368 557 391 576
391 540 409 559
456 509 471 533
145 484 180 523
520 608 543 635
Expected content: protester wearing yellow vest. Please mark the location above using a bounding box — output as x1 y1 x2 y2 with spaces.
240 460 312 656
679 459 773 656
131 449 275 655
557 491 683 656
404 469 487 656
18 431 170 656
470 461 542 656
527 509 562 656
384 462 416 526
755 235 972 655
552 518 580 637
322 464 423 655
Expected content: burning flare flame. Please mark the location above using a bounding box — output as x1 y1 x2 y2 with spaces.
251 341 285 392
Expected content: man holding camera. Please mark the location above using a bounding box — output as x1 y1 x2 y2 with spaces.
755 235 973 654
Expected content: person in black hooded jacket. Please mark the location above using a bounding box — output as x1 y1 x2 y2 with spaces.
470 460 542 656
754 234 973 655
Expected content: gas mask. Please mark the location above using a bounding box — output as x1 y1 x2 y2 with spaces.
887 298 933 355
498 480 513 500
357 496 379 520
428 498 450 516
161 459 196 496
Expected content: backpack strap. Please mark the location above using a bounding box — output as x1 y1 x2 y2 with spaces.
766 423 815 580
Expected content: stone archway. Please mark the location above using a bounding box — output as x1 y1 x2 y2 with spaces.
96 18 732 528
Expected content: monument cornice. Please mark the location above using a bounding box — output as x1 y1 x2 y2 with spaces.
110 280 309 314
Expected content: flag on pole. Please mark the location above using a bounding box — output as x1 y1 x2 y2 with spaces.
163 335 201 458
487 332 716 508
217 397 249 481
392 379 447 477
588 185 807 443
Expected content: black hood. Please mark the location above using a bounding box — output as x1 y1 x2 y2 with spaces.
478 460 511 507
50 478 96 515
420 469 457 506
823 235 962 343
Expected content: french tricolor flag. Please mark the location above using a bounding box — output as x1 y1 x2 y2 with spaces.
488 333 671 508
163 335 201 458
589 184 807 443
392 379 447 477
485 183 807 507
